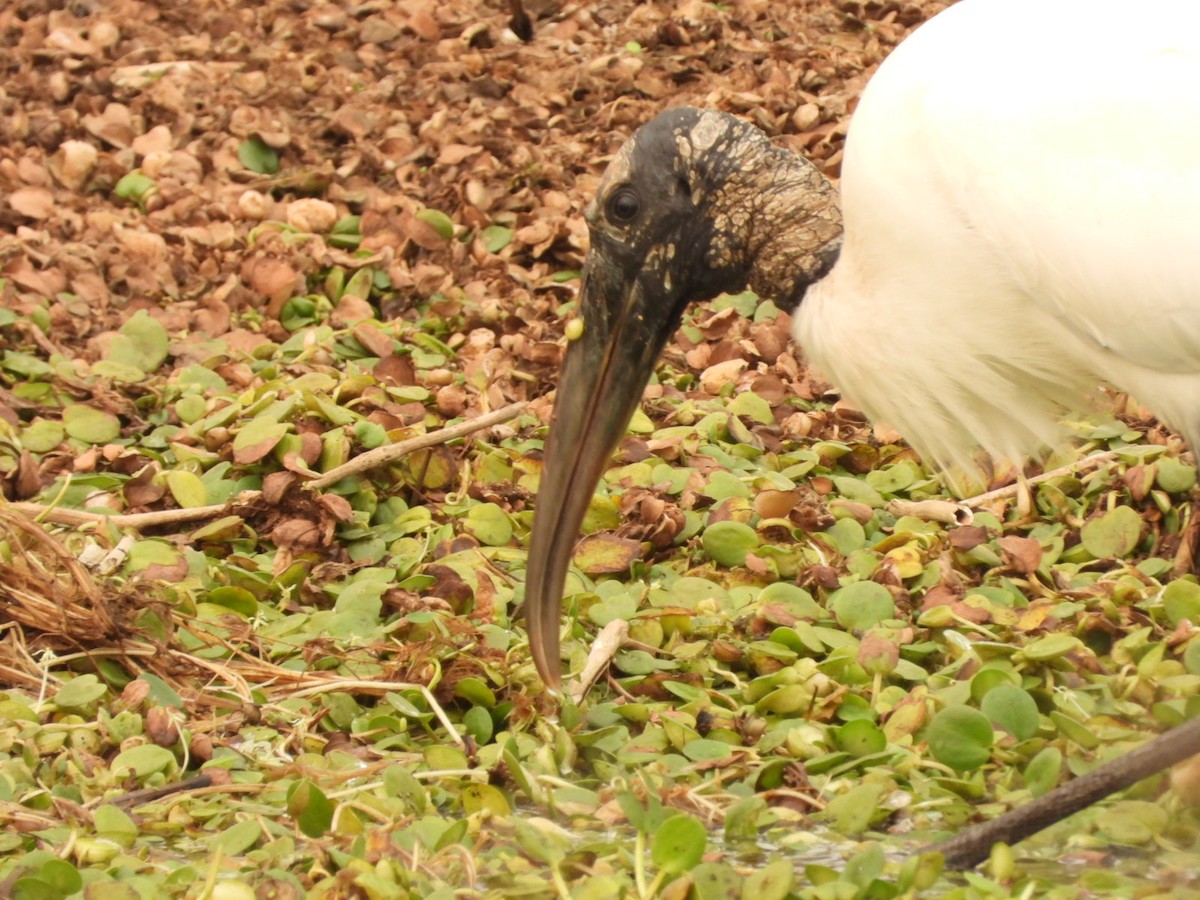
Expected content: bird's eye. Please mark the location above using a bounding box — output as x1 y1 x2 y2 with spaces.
607 187 640 224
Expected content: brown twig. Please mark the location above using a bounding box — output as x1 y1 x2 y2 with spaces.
962 451 1118 508
109 774 215 809
306 401 527 490
8 501 238 530
10 402 529 531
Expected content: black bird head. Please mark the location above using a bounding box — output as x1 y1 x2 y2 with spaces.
525 107 843 690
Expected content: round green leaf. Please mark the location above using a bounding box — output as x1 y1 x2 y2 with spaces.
109 311 169 373
866 462 917 494
835 719 887 757
1095 800 1168 845
969 667 1018 702
1023 746 1062 797
166 469 209 509
212 818 263 856
741 857 794 900
237 137 279 175
701 520 759 567
21 419 65 452
682 738 736 761
758 582 822 618
1184 640 1200 675
755 683 813 715
36 858 83 895
1080 505 1143 558
1049 711 1101 749
94 804 138 846
1163 579 1200 627
581 494 621 533
686 865 739 900
354 420 388 449
926 705 994 772
823 782 887 835
114 170 157 205
980 683 1039 740
286 779 334 838
703 471 752 501
111 744 178 780
53 674 108 711
482 225 512 253
424 744 469 770
464 503 513 546
206 586 259 617
63 404 121 444
651 813 707 875
836 692 874 721
453 676 497 709
175 394 207 424
1021 633 1082 661
830 581 895 631
1155 457 1197 494
727 390 773 425
462 705 494 744
613 649 665 676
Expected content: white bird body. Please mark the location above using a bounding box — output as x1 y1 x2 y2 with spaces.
797 0 1200 475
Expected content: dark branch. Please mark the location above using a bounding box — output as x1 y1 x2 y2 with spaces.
927 715 1200 869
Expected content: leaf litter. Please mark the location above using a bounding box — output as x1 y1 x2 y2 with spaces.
2 0 1200 897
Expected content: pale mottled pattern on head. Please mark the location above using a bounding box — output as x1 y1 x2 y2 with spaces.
588 107 842 313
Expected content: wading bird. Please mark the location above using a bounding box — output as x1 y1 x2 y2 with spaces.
525 0 1200 689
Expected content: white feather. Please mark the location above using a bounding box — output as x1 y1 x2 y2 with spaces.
796 0 1200 479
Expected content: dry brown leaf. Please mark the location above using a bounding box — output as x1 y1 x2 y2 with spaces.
9 187 55 219
997 535 1043 574
699 358 748 394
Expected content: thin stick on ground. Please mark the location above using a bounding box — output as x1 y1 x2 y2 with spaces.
306 401 528 490
9 402 529 532
109 774 215 809
962 451 1118 508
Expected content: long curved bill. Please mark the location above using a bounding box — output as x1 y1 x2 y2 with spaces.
524 264 681 691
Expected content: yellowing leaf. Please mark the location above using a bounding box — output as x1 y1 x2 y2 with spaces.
166 470 208 508
232 418 291 464
415 208 454 240
573 534 642 574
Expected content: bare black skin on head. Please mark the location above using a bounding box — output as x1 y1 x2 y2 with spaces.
525 107 843 690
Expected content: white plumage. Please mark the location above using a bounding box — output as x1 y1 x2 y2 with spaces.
798 0 1200 477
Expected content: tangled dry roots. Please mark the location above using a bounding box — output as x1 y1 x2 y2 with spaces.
0 504 117 643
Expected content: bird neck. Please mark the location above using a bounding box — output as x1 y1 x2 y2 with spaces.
736 148 844 312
